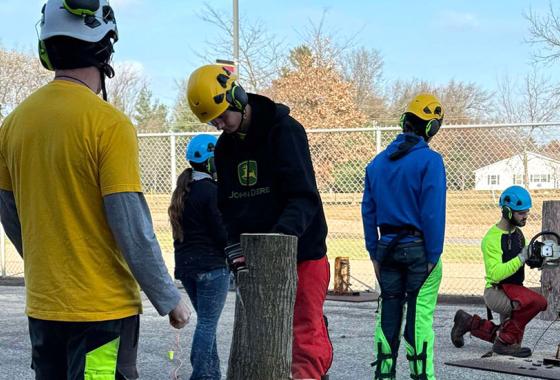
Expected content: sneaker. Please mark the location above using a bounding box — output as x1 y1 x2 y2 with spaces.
451 309 472 348
492 339 532 358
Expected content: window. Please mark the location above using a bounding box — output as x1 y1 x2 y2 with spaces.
487 175 500 185
530 174 550 183
513 174 523 185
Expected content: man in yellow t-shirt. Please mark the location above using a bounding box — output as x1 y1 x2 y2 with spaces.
0 1 190 378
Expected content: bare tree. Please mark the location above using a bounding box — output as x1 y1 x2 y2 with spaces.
494 66 560 187
380 79 492 125
106 62 147 119
525 2 560 64
294 9 362 71
381 79 433 124
198 4 285 92
496 66 560 123
0 46 52 121
342 47 385 118
440 79 493 123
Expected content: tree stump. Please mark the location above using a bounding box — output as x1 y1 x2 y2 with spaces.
226 233 298 380
540 201 560 320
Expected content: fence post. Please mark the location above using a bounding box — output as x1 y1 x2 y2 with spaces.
540 201 560 320
373 123 382 293
227 233 297 380
170 134 177 191
1 225 6 278
375 123 382 155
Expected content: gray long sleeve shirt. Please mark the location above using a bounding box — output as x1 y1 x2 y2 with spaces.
0 190 22 256
0 189 180 316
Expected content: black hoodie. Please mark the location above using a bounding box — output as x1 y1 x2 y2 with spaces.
214 94 328 262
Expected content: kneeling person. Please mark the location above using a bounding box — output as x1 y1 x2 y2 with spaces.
451 186 548 357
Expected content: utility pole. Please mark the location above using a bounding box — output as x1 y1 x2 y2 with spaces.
233 0 240 67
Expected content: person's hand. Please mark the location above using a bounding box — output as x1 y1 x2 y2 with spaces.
168 299 191 329
225 243 248 275
518 246 529 264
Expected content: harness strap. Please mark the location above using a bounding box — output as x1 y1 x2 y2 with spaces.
406 341 429 380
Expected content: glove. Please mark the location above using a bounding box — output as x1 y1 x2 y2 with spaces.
518 246 529 264
225 243 248 275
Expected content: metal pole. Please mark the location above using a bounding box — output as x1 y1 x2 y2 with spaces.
170 134 177 192
233 0 240 66
1 225 6 277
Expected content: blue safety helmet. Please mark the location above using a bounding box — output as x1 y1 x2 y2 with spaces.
499 186 532 211
186 134 217 164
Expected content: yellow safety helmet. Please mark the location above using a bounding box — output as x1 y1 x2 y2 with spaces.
187 64 248 123
401 93 444 139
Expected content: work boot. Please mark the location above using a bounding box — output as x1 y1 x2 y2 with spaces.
492 338 532 358
451 309 473 348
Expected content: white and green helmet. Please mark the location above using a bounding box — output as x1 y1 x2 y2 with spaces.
40 0 118 44
39 0 119 100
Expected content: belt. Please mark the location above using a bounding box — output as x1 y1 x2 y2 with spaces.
379 225 423 238
379 225 424 254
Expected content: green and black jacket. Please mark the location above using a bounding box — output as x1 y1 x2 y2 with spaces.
482 225 525 288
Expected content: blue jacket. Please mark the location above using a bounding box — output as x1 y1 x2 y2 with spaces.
361 133 446 264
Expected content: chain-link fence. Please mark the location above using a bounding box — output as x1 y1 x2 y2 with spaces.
3 122 560 296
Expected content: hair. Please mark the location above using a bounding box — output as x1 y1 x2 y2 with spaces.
402 112 429 138
168 168 194 242
44 35 114 70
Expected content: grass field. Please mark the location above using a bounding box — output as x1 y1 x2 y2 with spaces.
326 238 482 263
2 189 556 293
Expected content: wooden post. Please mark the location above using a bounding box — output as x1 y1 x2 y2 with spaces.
227 233 298 380
540 201 560 321
334 256 350 294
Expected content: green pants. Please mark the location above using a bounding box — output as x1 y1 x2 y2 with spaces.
372 242 442 380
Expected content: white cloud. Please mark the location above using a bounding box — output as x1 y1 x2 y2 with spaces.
439 11 480 30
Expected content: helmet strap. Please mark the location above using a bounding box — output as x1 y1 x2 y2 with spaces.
234 107 249 134
98 62 114 101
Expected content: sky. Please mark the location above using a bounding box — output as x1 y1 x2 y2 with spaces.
0 0 556 107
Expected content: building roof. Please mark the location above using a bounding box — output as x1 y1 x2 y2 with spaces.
474 151 560 174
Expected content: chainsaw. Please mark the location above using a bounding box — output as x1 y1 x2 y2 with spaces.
527 231 560 269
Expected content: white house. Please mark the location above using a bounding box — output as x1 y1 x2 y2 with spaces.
474 152 560 190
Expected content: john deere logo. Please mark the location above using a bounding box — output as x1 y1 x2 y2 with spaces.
238 160 257 186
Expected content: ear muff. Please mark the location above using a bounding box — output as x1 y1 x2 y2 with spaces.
206 157 216 175
38 40 54 71
501 194 513 220
425 119 441 138
502 205 513 221
399 113 406 129
226 83 248 111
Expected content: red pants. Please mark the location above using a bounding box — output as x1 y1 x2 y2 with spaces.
292 256 333 379
498 284 548 344
470 314 500 343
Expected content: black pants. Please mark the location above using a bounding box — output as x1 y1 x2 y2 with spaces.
378 241 430 352
28 315 139 380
